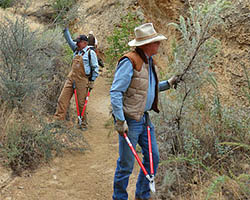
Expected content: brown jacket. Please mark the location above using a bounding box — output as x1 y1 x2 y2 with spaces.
119 48 160 121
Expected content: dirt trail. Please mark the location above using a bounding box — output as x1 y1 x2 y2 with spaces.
0 1 140 198
0 76 139 200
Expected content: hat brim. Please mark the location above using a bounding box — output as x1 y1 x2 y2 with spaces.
73 38 81 43
128 34 167 47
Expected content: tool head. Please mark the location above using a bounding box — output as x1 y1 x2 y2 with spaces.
149 180 156 193
78 116 82 125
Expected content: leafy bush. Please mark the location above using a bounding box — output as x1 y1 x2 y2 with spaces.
151 0 250 199
50 0 78 27
38 35 76 114
1 120 58 174
0 113 88 175
105 13 143 76
0 0 15 9
51 0 76 14
0 16 64 110
0 13 86 175
37 45 72 115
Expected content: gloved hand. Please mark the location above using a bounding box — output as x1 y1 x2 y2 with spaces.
168 75 180 88
88 81 94 89
115 120 128 136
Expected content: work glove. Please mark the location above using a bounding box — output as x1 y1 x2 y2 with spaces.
115 120 128 136
168 75 180 89
88 81 94 89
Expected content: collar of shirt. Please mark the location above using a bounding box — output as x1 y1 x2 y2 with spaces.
83 46 89 52
145 54 153 67
75 46 90 56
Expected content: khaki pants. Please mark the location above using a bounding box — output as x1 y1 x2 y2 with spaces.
54 55 89 127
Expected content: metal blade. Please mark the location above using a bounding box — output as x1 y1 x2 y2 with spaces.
78 116 82 125
149 181 156 193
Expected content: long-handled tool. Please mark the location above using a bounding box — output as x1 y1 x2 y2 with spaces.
145 113 155 193
73 81 92 126
73 81 81 124
123 114 155 193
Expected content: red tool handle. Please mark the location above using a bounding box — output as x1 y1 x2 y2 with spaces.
147 126 154 175
123 133 148 176
80 89 91 118
73 81 80 117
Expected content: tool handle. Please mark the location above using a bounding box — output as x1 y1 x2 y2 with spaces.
145 112 154 175
80 89 91 117
147 126 154 175
73 81 80 117
123 133 148 176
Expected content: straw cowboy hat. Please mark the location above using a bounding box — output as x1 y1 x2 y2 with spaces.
128 23 167 47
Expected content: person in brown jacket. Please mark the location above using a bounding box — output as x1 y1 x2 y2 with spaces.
54 32 99 130
110 23 179 200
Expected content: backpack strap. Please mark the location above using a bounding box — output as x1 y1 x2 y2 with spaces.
88 49 94 81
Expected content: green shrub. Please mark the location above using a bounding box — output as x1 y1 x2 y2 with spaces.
105 13 143 75
151 0 249 199
0 16 64 110
39 43 73 115
50 0 78 26
51 0 76 13
2 121 57 174
0 0 15 9
0 114 88 175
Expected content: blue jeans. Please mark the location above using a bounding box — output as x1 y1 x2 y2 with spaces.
112 114 159 200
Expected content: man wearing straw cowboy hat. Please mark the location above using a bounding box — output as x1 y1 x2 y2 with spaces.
110 23 179 200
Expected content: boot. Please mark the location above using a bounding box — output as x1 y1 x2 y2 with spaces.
77 123 88 131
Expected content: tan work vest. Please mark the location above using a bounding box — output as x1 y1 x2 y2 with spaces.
120 51 160 121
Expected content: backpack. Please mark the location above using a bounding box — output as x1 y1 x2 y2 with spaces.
88 34 104 68
88 49 94 81
88 34 96 47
